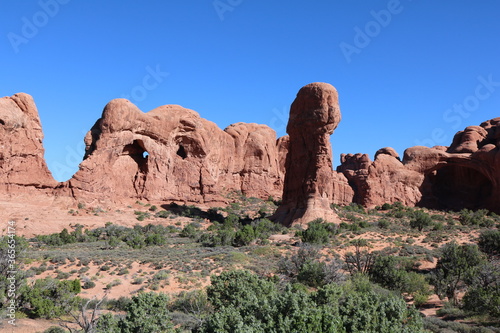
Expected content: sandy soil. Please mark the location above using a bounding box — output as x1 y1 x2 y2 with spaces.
0 197 486 330
0 318 60 333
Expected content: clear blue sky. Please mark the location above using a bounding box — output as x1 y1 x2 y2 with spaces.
2 0 500 181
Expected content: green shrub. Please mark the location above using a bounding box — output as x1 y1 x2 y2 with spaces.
233 225 256 247
381 203 393 210
82 281 96 289
478 229 500 257
155 210 170 218
199 229 235 247
377 219 390 229
19 278 81 319
96 313 121 333
299 219 336 244
459 208 491 226
124 232 146 249
410 210 433 231
119 292 175 333
199 270 424 333
144 233 165 246
252 218 285 239
462 262 500 317
432 242 485 304
343 202 366 214
180 223 200 239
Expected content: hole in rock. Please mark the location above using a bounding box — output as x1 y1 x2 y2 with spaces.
0 119 4 125
176 145 187 159
122 140 149 173
423 165 492 211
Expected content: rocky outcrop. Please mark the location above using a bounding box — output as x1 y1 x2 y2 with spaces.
339 151 423 208
273 82 350 226
1 90 498 216
339 118 500 213
59 99 285 204
0 93 57 194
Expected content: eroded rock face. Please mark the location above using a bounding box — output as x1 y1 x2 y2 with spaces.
338 151 423 208
60 99 285 204
0 93 57 194
273 82 348 226
338 118 500 213
2 91 498 216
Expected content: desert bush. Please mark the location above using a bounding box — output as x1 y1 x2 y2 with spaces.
199 229 235 247
152 270 169 281
251 218 285 239
423 316 498 333
410 210 433 231
119 292 175 333
124 232 146 249
171 290 211 330
199 270 423 333
459 208 492 226
82 281 96 289
55 270 71 280
278 245 344 287
343 202 366 214
431 241 486 304
462 261 500 317
95 312 120 333
105 279 122 290
19 278 81 319
297 219 336 244
144 233 166 246
233 225 256 247
344 239 376 275
132 277 145 285
0 235 28 311
478 229 500 257
377 218 391 229
155 210 170 218
180 223 201 239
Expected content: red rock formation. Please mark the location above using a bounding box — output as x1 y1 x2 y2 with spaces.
59 99 285 204
273 82 350 226
338 118 500 213
339 151 423 208
2 91 498 216
0 93 57 195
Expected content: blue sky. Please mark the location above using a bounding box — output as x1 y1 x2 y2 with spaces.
2 0 500 181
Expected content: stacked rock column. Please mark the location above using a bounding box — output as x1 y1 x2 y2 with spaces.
272 82 341 227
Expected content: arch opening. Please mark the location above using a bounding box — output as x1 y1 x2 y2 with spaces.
422 165 492 211
176 145 187 159
122 139 149 173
